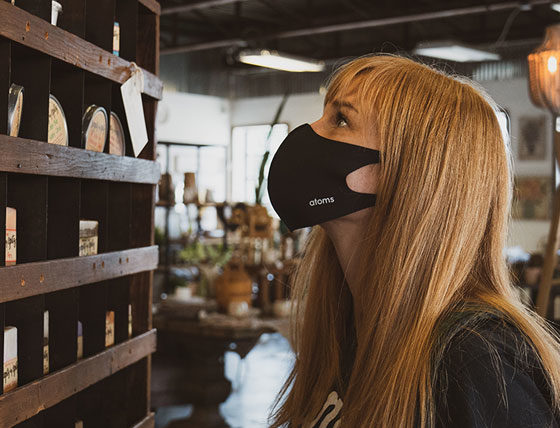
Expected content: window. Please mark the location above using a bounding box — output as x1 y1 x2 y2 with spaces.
231 124 289 217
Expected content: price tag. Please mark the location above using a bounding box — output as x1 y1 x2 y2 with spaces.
120 63 148 157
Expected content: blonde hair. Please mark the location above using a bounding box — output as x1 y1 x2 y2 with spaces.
268 54 560 428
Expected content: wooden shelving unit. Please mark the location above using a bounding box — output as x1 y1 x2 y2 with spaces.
0 0 161 426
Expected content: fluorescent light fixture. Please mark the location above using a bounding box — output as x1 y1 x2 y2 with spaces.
414 41 500 62
237 49 325 72
552 2 560 13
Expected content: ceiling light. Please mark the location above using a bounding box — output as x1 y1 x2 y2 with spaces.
413 41 500 62
237 49 325 72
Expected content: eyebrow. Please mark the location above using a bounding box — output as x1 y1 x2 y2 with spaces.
332 100 359 113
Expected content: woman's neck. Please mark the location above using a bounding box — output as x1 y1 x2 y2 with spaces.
321 217 369 335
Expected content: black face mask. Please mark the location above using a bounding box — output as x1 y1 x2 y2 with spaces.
267 123 380 231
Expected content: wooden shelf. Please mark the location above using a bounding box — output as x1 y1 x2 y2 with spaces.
0 246 158 304
133 413 155 428
0 1 163 100
139 0 161 15
0 135 160 184
0 329 156 427
0 0 160 424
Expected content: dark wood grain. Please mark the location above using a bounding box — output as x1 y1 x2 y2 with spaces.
0 135 160 184
138 0 161 15
50 60 85 149
7 174 48 263
0 246 158 304
131 412 155 428
0 40 10 136
0 329 157 427
0 2 163 100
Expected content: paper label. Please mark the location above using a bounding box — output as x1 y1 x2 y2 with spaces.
3 358 17 392
48 96 68 146
77 336 83 360
5 230 15 265
43 344 49 375
110 114 125 155
105 311 114 347
6 207 16 266
79 236 98 257
84 109 107 152
128 304 132 338
120 66 148 157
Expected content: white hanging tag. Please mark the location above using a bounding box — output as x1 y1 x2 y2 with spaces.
120 62 148 157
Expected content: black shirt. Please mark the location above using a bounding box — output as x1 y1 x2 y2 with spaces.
434 314 559 427
307 313 559 428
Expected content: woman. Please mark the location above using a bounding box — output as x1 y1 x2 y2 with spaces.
266 54 560 427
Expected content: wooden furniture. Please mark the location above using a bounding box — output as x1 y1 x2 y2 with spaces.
152 313 289 428
0 0 161 426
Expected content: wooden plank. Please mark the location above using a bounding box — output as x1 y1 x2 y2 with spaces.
0 135 161 184
131 412 155 428
0 246 158 303
138 0 161 16
0 329 157 427
0 2 163 100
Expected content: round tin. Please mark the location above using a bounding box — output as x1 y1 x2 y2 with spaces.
82 105 108 152
48 94 69 146
109 111 125 156
8 84 23 137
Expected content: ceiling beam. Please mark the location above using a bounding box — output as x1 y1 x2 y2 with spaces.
161 0 552 55
161 0 251 16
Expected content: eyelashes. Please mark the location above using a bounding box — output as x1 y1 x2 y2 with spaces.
333 111 349 128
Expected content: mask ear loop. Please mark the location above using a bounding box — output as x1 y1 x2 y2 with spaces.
342 148 381 196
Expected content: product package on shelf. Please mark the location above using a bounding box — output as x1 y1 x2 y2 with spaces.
75 420 83 428
3 326 17 392
8 83 23 137
77 321 83 360
83 105 108 152
43 310 49 375
113 22 120 56
48 94 69 146
105 311 114 347
109 112 125 156
128 304 132 338
5 207 16 266
79 220 98 256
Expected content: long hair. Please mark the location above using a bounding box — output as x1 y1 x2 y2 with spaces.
268 54 560 428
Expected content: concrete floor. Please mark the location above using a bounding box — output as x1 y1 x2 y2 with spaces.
155 332 295 428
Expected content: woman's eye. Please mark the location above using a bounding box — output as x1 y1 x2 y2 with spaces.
335 112 348 127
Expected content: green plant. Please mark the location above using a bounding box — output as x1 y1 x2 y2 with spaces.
255 93 289 205
178 241 233 267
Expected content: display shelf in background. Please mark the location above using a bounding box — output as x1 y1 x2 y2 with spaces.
0 0 161 426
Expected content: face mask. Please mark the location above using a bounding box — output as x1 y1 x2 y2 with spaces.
267 123 380 231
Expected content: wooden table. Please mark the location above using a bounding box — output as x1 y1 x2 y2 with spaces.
151 311 289 428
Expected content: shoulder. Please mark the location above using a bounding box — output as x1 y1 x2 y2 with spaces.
434 313 558 428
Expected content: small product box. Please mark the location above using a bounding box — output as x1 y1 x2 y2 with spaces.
43 311 49 375
5 207 16 266
77 321 83 360
3 326 17 392
128 304 132 338
113 22 120 56
75 421 83 428
105 311 114 347
79 220 98 256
